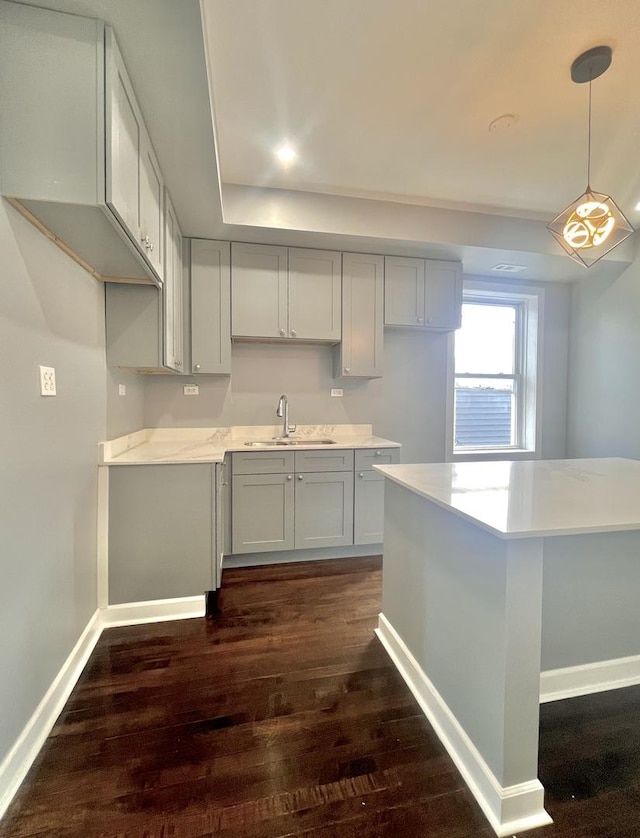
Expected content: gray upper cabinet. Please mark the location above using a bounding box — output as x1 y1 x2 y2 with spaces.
0 3 166 285
385 256 462 330
105 27 164 282
231 243 288 339
164 191 184 372
190 239 231 374
231 243 342 342
105 191 184 372
335 252 384 378
288 248 341 341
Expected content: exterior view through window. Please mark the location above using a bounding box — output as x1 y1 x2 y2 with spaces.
454 301 521 450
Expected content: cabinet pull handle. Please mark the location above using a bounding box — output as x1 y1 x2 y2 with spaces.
286 475 293 481
148 242 154 252
359 472 364 478
194 364 201 371
344 367 351 374
417 316 423 323
297 474 303 480
290 329 297 337
375 450 381 456
279 328 286 336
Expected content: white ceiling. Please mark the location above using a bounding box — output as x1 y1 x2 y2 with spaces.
206 0 640 221
11 0 640 281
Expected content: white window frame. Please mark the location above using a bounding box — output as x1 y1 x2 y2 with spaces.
445 280 544 462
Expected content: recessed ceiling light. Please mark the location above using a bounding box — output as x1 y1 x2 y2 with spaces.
275 144 297 164
491 264 527 273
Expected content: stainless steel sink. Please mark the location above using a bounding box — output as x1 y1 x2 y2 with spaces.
244 439 336 447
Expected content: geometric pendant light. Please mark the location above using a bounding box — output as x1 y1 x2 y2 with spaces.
547 46 634 268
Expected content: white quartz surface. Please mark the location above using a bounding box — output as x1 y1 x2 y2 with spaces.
374 458 640 539
101 425 400 465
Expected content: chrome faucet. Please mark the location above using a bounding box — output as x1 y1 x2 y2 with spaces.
276 394 296 438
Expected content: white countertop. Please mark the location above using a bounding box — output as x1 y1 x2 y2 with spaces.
374 458 640 539
101 425 400 465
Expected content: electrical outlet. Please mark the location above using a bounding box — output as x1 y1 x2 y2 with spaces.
183 385 199 396
39 366 56 396
330 388 343 397
118 384 126 396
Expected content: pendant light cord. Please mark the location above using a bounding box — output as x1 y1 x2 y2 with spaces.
587 74 592 190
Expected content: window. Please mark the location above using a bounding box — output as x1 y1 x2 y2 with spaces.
449 282 542 458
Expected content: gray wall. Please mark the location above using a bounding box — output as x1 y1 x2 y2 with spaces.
144 278 570 463
567 253 640 458
0 202 106 767
107 368 145 438
144 331 450 463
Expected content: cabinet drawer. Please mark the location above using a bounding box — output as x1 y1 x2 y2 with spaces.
294 449 354 473
232 450 295 475
355 448 400 470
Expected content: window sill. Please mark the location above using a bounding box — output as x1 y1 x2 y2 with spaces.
451 448 539 462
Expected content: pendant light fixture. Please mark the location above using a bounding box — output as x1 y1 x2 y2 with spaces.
547 46 634 268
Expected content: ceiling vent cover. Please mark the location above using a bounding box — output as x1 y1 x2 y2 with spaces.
491 264 527 273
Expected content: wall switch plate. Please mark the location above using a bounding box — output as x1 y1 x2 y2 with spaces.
39 366 56 396
183 385 199 396
331 388 343 397
118 384 126 396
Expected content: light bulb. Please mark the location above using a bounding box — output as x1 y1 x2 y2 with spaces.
562 200 615 249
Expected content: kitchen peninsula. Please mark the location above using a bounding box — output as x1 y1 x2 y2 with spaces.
374 458 640 837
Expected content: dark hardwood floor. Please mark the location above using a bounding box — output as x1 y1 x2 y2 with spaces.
3 556 640 837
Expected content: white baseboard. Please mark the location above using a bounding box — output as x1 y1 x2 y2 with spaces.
376 613 552 838
102 595 206 627
540 653 640 703
0 609 103 822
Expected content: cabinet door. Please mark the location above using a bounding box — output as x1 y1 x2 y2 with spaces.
338 252 383 377
232 473 295 554
424 260 463 330
105 28 141 241
139 131 164 280
384 256 425 327
354 470 385 545
163 191 183 372
231 243 288 338
294 471 354 549
108 464 215 604
288 248 341 341
190 239 231 374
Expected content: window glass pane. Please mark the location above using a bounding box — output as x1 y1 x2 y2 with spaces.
455 303 516 375
454 377 516 448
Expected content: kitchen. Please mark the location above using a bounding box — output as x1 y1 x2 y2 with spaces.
1 1 640 836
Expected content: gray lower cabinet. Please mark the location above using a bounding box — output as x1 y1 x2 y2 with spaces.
231 449 355 554
232 472 295 554
353 447 401 545
295 471 354 548
354 470 385 544
108 464 218 604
